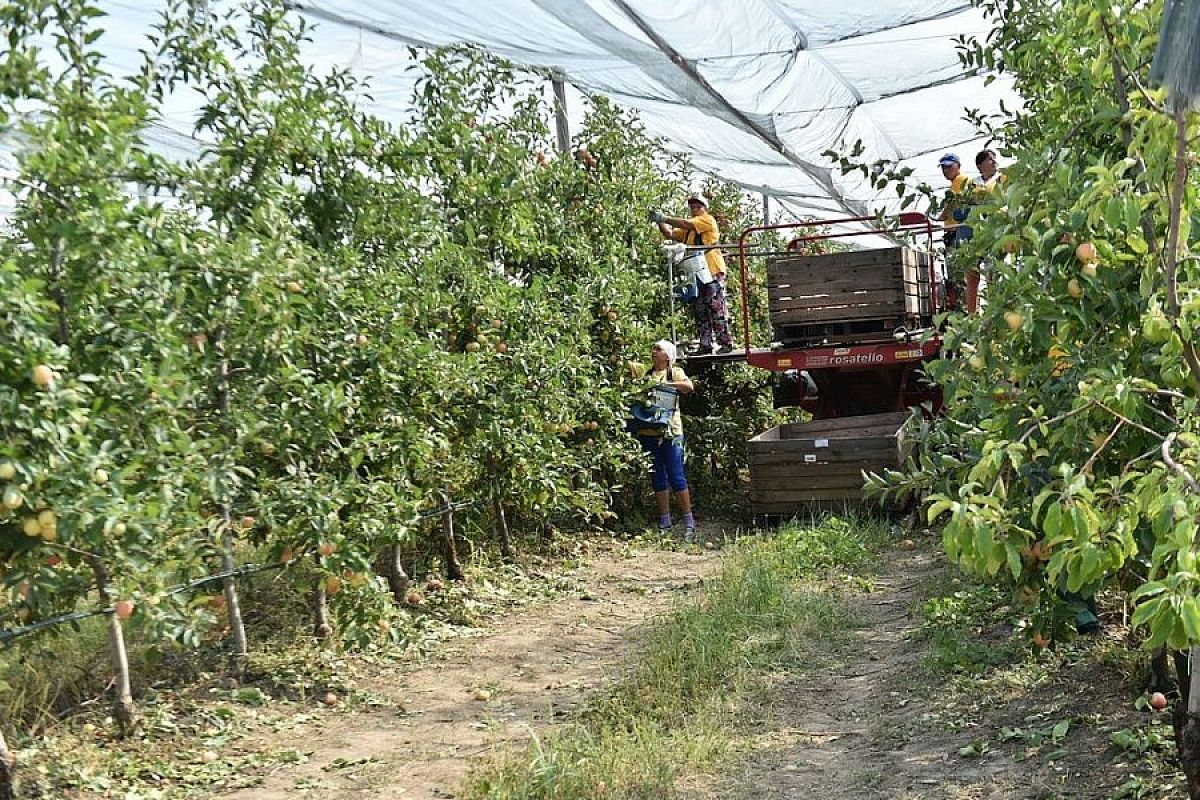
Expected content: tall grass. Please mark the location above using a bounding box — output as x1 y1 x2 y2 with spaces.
465 514 889 799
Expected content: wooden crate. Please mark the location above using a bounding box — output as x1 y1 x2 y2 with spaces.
767 247 933 344
747 411 911 515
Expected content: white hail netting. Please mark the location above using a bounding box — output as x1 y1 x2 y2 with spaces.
8 1 1021 228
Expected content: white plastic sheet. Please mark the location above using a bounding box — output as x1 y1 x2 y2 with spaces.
8 1 1021 226
288 0 1020 221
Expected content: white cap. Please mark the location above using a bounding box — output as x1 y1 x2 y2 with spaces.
686 193 708 208
653 339 677 365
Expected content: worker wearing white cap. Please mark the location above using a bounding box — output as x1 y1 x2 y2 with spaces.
649 193 734 355
636 339 698 540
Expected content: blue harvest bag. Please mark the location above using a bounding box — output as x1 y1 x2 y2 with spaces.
625 385 679 437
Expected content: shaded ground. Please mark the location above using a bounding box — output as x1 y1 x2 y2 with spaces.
218 533 725 799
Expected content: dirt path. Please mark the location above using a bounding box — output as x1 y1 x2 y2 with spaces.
218 531 1169 800
220 539 724 799
698 542 1165 800
697 544 967 799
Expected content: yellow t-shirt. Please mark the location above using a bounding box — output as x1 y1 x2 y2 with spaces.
941 173 973 229
648 365 688 438
671 212 726 277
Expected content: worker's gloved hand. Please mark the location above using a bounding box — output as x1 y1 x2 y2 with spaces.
952 206 970 223
648 209 664 224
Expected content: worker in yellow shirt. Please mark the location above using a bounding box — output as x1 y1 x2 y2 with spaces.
937 152 979 313
975 148 1005 195
938 152 974 247
651 193 733 355
959 148 1008 313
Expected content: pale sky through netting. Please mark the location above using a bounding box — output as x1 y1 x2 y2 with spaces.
6 1 1020 225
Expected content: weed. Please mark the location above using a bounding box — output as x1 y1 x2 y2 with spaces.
915 572 1021 675
463 515 883 799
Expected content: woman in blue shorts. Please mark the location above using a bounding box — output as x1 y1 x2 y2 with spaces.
638 340 696 539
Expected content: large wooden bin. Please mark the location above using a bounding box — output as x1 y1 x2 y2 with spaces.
767 246 933 344
747 411 911 515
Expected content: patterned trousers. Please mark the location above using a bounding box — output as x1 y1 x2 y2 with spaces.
695 275 732 349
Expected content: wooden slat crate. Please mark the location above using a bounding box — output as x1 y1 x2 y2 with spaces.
767 247 933 344
747 411 911 515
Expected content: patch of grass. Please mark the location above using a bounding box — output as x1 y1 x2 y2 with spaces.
0 616 113 731
914 570 1022 676
768 512 893 580
463 515 884 799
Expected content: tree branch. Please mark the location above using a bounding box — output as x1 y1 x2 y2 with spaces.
1163 102 1200 395
1162 433 1200 494
1095 401 1166 440
1081 419 1124 475
1018 401 1096 444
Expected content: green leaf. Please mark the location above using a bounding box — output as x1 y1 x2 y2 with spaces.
1043 502 1062 539
927 498 954 525
1182 596 1200 643
1006 543 1023 581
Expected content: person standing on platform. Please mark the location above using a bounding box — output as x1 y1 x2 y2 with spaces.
650 194 734 355
937 152 979 313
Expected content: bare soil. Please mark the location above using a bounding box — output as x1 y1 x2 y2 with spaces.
216 529 1178 800
218 536 725 799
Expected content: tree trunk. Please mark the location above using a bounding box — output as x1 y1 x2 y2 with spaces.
377 544 410 605
219 511 248 668
212 337 249 661
49 236 69 347
1172 648 1200 798
440 494 466 582
87 555 138 735
0 725 16 800
312 577 331 640
1150 646 1173 694
494 497 514 560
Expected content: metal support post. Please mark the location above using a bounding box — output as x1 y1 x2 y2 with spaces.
552 76 570 154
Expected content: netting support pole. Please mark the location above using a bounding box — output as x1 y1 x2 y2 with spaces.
762 190 770 226
552 76 570 153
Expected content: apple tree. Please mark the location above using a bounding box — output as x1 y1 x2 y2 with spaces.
864 0 1200 790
